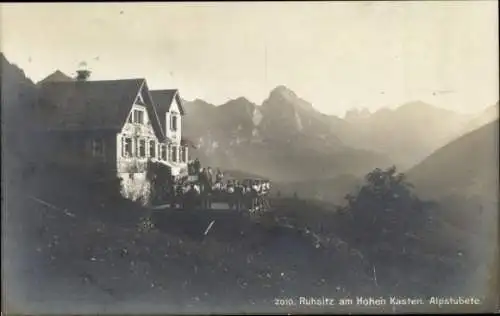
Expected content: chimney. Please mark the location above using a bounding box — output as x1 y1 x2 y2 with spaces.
76 69 91 81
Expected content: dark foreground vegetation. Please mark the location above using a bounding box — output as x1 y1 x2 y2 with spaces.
272 167 495 299
4 158 497 314
3 163 371 314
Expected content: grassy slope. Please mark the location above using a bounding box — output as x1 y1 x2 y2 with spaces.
3 162 380 314
4 132 496 314
406 120 499 303
408 120 498 200
273 174 361 204
407 120 498 237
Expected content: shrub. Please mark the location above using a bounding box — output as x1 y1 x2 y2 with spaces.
340 166 433 259
147 161 174 204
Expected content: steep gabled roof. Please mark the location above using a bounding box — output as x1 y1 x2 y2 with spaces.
150 89 186 133
36 79 164 139
150 89 185 114
140 81 166 141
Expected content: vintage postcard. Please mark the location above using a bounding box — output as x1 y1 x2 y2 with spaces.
1 1 498 314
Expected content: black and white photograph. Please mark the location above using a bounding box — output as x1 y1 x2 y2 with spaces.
1 1 499 314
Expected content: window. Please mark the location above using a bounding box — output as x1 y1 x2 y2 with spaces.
171 146 178 162
171 115 178 131
149 140 156 158
161 145 167 160
181 146 187 163
92 138 105 157
138 139 146 158
133 109 145 124
123 137 133 157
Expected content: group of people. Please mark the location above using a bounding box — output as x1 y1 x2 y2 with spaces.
170 158 272 212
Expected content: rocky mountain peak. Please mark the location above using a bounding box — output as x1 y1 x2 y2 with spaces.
263 85 315 113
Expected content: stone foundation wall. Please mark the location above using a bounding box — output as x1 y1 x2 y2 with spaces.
119 172 152 206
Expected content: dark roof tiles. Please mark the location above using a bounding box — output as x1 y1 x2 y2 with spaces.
36 79 164 139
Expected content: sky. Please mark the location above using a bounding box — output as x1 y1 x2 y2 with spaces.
1 1 498 116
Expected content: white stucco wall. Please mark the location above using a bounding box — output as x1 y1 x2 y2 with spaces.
165 97 182 145
113 92 189 204
164 96 188 172
116 102 158 205
117 104 158 161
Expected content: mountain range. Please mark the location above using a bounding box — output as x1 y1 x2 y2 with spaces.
408 118 498 206
1 53 38 123
460 103 499 135
182 86 392 182
182 86 497 183
341 101 475 167
1 53 40 162
2 52 498 187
